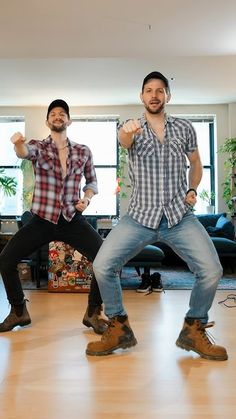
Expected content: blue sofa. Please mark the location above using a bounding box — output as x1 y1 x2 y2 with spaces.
155 213 236 271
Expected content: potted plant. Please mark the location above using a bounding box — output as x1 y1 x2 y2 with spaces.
0 168 17 197
116 145 130 199
0 169 17 229
199 189 216 214
218 137 236 216
20 160 35 211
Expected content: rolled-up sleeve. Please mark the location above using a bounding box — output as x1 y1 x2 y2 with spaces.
25 139 41 161
82 147 98 194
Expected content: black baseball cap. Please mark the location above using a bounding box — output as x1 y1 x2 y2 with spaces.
47 99 70 119
142 71 170 93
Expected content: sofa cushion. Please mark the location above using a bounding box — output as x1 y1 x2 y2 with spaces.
197 213 226 228
206 226 225 237
215 215 235 240
211 237 236 256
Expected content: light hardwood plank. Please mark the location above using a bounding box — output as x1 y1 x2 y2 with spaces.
0 280 235 419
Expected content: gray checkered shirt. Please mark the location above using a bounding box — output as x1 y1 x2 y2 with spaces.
125 114 198 228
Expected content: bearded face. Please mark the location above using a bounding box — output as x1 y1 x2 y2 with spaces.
48 120 68 133
140 79 170 115
143 99 165 115
46 107 70 132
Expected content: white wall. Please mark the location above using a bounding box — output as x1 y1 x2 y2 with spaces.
1 102 235 216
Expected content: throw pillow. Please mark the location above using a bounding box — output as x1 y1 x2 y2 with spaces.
206 226 225 237
215 215 235 240
197 213 226 228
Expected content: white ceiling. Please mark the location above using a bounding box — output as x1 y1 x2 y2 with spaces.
1 0 236 107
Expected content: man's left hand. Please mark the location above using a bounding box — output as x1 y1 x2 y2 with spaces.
185 190 197 207
75 198 90 212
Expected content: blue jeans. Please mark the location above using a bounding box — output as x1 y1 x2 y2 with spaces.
93 212 223 323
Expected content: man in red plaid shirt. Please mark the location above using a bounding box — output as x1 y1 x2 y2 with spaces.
0 99 106 334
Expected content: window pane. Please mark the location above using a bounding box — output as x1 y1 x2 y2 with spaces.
195 168 211 214
68 118 118 217
192 122 210 166
0 120 25 166
82 168 117 216
0 168 23 216
68 120 117 165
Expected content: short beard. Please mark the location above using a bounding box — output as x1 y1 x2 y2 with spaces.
50 122 67 133
144 102 165 115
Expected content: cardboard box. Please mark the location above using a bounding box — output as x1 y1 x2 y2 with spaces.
48 241 92 293
18 262 32 281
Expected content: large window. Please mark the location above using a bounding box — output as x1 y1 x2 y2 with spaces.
0 116 118 219
1 114 213 218
67 117 118 217
178 116 215 214
0 117 24 217
191 118 215 214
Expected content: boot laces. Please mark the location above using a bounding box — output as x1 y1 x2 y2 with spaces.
198 321 216 346
101 319 116 340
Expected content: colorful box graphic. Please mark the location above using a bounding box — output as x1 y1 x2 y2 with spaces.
48 241 92 293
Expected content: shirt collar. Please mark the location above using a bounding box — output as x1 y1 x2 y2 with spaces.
140 113 175 128
46 135 72 149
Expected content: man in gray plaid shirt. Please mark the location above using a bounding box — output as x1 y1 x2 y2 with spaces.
86 71 228 361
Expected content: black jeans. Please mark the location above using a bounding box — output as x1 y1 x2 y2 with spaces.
0 212 103 307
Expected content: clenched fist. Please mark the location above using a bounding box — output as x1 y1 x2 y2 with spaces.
122 119 142 135
185 190 197 207
10 132 26 145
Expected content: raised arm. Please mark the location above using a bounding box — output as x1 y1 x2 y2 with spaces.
118 119 142 149
10 132 29 158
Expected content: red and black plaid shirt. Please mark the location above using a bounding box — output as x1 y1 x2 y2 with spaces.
26 136 98 224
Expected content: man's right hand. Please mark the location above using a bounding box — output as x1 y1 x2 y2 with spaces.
122 119 142 135
10 132 29 158
119 119 142 148
10 132 26 145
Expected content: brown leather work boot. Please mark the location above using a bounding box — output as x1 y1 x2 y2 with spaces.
86 315 137 356
83 305 108 335
0 300 31 332
176 318 228 361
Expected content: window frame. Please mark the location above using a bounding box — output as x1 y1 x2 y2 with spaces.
68 116 120 218
191 117 215 200
0 116 25 219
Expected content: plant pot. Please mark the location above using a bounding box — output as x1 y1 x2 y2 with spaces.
206 205 215 214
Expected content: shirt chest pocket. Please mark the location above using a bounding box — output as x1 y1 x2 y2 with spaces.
135 138 155 158
37 154 54 171
169 138 185 160
71 158 86 175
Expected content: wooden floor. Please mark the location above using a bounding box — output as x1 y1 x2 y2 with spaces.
0 281 236 419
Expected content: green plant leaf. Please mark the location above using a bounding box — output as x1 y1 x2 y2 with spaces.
0 168 17 196
218 137 236 214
